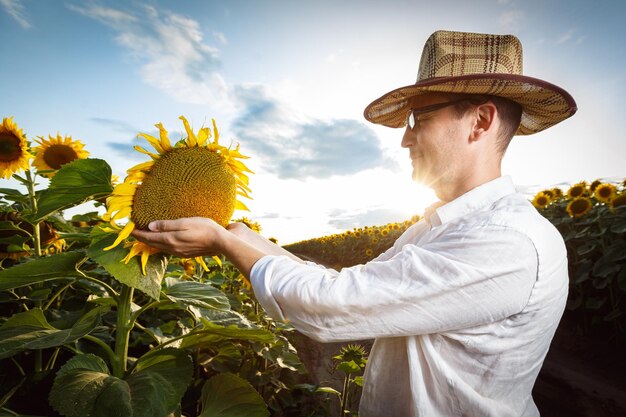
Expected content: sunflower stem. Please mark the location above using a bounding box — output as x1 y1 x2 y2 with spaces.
112 284 134 378
83 334 117 368
24 169 45 374
24 170 42 258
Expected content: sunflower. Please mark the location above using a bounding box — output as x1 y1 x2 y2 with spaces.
593 183 616 204
589 179 602 193
550 187 563 199
0 116 33 179
566 197 593 218
567 181 588 199
335 344 367 366
233 216 262 233
103 116 252 274
531 191 551 209
0 211 64 260
32 134 89 177
610 192 626 209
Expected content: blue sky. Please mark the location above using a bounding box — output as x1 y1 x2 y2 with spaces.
1 0 625 244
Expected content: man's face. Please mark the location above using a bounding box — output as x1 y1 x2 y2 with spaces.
401 93 471 190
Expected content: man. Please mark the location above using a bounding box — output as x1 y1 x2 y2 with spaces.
133 30 577 416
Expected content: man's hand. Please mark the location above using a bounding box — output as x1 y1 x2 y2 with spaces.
131 217 226 258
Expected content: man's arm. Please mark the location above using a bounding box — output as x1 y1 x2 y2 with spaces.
130 217 302 278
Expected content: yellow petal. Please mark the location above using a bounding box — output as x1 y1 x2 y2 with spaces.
155 123 172 151
211 255 222 268
128 160 155 173
112 182 138 196
237 189 252 199
107 197 133 213
197 127 210 146
235 200 249 211
196 256 209 271
140 250 150 275
179 116 197 147
212 119 220 144
137 133 165 154
111 206 132 220
122 242 143 263
133 145 160 159
103 221 136 250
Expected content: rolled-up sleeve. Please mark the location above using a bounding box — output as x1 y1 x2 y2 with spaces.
251 225 538 343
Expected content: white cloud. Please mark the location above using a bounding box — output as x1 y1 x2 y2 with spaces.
0 0 31 28
557 29 574 44
67 3 230 107
230 84 397 179
498 10 525 31
213 31 227 44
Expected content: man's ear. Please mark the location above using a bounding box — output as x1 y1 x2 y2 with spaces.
470 102 497 142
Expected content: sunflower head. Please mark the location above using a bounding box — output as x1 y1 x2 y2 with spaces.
610 192 626 209
567 182 588 199
532 191 551 209
0 117 33 179
233 216 262 233
589 180 602 193
593 183 616 204
335 344 368 367
551 187 564 199
103 116 252 274
33 134 90 177
566 197 593 218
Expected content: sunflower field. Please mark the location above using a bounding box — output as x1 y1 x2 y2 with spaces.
1 114 625 417
530 180 626 341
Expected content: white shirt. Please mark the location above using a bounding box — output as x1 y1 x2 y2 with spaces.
250 176 568 417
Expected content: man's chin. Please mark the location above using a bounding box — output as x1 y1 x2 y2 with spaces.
411 169 426 184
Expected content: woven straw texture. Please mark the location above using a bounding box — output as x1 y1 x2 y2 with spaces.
364 31 577 135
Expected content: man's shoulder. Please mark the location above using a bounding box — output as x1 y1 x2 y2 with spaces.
486 192 566 252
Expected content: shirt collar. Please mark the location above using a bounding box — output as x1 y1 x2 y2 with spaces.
425 176 517 227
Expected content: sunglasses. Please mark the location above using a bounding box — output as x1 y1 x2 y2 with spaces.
406 96 490 130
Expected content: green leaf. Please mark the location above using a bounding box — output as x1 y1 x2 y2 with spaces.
0 220 25 231
0 251 85 291
592 258 620 278
315 386 341 396
55 353 110 378
0 307 103 359
199 373 269 417
604 239 626 262
337 360 361 374
178 320 274 350
610 219 626 233
32 158 113 222
87 233 167 300
0 187 29 204
575 241 596 256
617 267 626 291
163 277 230 311
193 308 254 328
49 349 192 417
353 375 365 387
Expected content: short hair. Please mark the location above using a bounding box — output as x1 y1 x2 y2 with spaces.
452 95 522 155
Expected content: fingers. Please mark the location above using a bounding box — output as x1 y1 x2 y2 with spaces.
148 218 190 232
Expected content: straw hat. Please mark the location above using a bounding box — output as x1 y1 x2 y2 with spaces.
364 30 577 135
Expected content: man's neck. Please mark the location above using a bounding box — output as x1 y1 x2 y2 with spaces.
434 169 502 202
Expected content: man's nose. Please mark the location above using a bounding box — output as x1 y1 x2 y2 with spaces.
401 127 414 148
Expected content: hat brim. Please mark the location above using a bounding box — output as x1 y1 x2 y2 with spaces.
363 73 577 135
